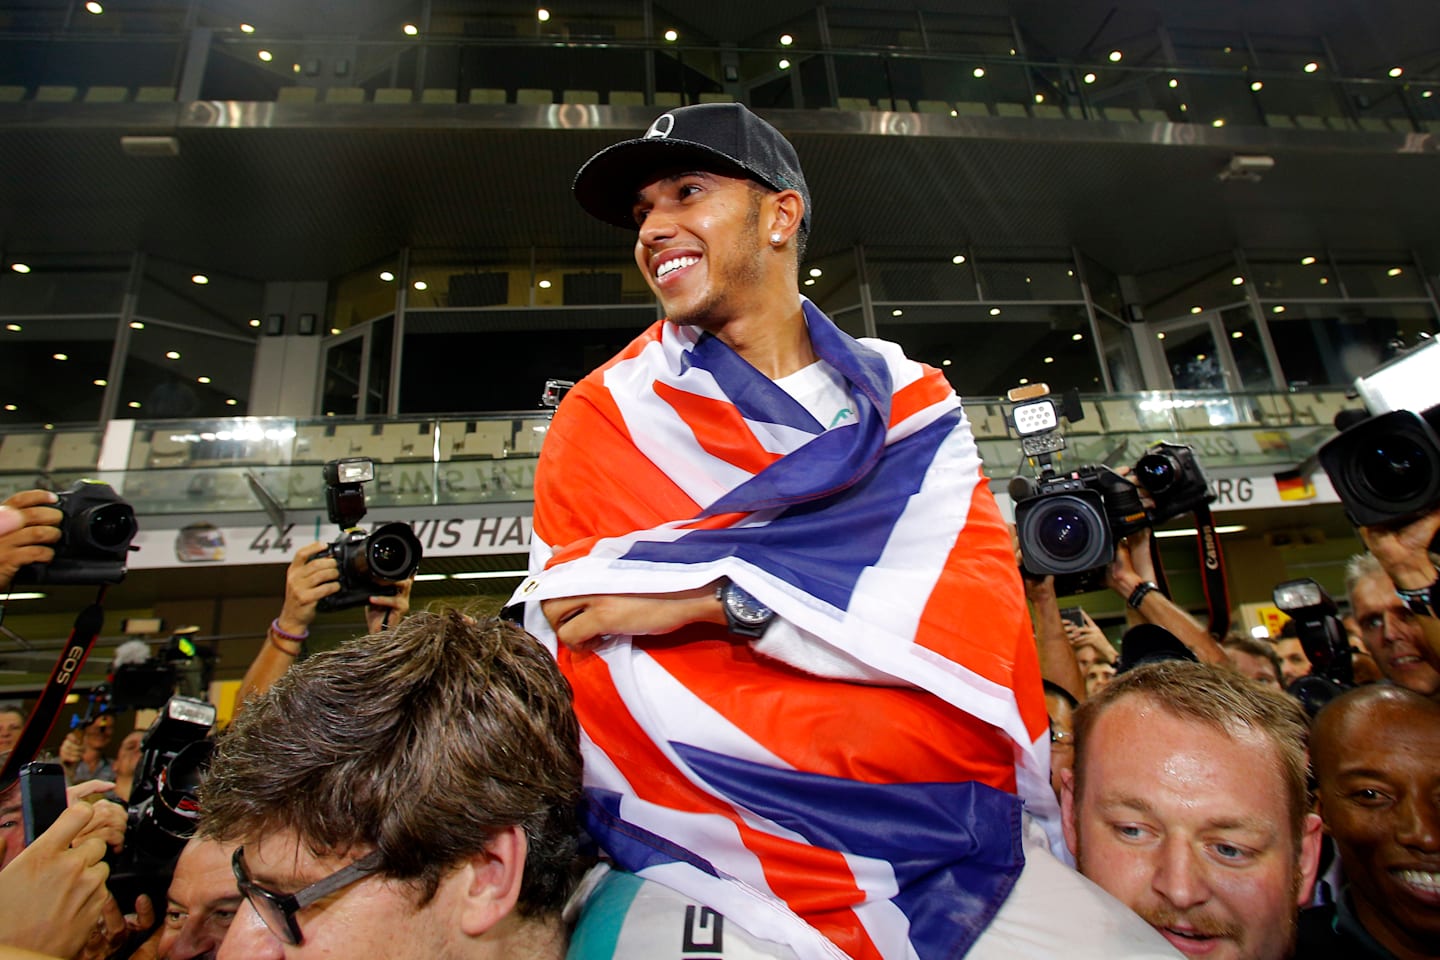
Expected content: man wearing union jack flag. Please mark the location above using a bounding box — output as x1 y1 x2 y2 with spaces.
512 102 1172 960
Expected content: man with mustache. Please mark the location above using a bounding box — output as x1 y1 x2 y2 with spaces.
1062 660 1323 960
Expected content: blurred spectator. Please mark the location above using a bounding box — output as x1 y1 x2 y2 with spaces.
111 731 143 804
1347 552 1440 699
1062 660 1322 960
1083 657 1117 697
0 707 24 756
201 611 582 958
1274 621 1313 686
1303 685 1440 958
1104 534 1226 666
59 714 116 785
1042 681 1077 800
1354 507 1440 677
234 541 413 711
1221 635 1284 690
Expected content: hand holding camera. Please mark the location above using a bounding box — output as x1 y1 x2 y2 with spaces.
0 489 63 591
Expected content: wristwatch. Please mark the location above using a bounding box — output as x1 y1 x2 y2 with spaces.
1396 572 1439 619
717 580 775 639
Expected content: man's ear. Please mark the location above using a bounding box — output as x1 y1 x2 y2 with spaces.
1295 812 1324 907
1059 767 1080 859
766 189 804 244
457 825 527 937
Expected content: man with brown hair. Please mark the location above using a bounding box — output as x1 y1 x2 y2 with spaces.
201 611 583 959
1062 660 1324 960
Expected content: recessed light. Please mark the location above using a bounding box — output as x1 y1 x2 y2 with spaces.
53 353 68 361
1043 356 1055 364
191 274 209 284
226 398 238 406
779 59 791 70
779 34 793 46
1424 91 1435 99
973 67 986 78
1300 256 1317 265
10 263 30 274
1108 50 1122 62
330 327 341 335
166 350 181 359
1387 267 1403 277
1303 61 1319 73
1191 306 1203 314
1250 81 1263 91
1083 72 1097 84
942 359 952 366
3 404 15 411
1168 78 1179 88
952 254 967 264
4 323 20 332
536 8 550 22
403 23 418 36
1071 333 1084 341
989 307 1001 316
1018 378 1029 385
538 279 552 289
413 280 428 291
809 267 822 278
1320 277 1329 285
664 29 678 42
380 271 394 281
94 379 107 386
1035 93 1045 103
239 23 255 33
84 1 102 13
1388 66 1403 78
1212 118 1226 127
892 309 903 317
1231 331 1244 339
130 321 145 329
197 376 211 384
1272 305 1286 314
128 401 141 408
258 50 273 62
1157 332 1166 340
1231 276 1245 285
803 278 815 286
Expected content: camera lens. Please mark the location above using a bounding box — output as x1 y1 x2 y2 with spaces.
1019 494 1111 575
365 523 422 581
1354 434 1430 504
1038 507 1092 560
1135 454 1176 494
86 503 137 550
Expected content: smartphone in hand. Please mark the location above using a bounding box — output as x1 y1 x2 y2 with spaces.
19 761 67 845
1059 606 1086 629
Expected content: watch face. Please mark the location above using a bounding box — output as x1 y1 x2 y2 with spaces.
726 584 773 625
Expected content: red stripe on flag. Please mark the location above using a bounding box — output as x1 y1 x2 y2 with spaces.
565 640 885 960
888 366 954 429
653 381 784 476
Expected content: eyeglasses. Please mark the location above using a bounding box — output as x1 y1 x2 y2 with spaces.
231 845 385 945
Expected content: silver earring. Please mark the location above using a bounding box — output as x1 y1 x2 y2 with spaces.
770 232 782 244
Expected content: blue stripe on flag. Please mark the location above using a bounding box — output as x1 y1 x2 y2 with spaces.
686 332 826 435
671 742 1024 960
621 409 961 610
584 788 722 878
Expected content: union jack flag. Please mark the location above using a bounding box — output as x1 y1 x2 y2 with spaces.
514 301 1054 960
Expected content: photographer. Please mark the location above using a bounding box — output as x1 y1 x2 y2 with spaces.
1103 530 1227 666
1347 505 1440 700
234 541 413 710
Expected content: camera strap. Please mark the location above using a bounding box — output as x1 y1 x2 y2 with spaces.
0 595 106 789
1192 504 1231 637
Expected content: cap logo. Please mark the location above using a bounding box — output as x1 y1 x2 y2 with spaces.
644 113 675 139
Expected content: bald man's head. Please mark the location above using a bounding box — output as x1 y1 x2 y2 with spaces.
1312 685 1440 959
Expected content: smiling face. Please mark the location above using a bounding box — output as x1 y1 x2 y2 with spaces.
1063 694 1319 960
1351 571 1440 697
632 170 772 331
1314 690 1440 959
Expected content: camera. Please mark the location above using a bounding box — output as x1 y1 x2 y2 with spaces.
1273 578 1352 716
1013 465 1150 592
315 458 422 612
107 696 216 913
1134 441 1215 523
14 479 138 585
1318 337 1440 535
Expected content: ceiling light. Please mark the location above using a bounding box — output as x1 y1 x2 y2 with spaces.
1108 50 1122 62
1083 72 1097 84
942 359 952 366
779 34 793 46
1387 267 1403 277
973 67 986 78
1196 353 1207 360
330 327 341 335
1071 333 1083 341
803 278 815 286
891 309 903 317
949 109 958 117
808 267 822 277
413 280 428 291
1212 118 1226 127
1191 306 1203 314
536 8 550 22
3 404 15 411
452 570 529 580
1303 61 1319 73
1043 356 1054 363
292 63 301 74
258 50 273 62
1231 331 1244 339
1 591 45 600
989 307 1001 316
249 318 261 327
1388 66 1403 78
1300 256 1317 265
952 254 966 264
225 398 238 405
1153 524 1246 539
165 351 181 359
1018 378 1029 385
197 376 211 384
538 279 552 289
1320 277 1329 285
53 353 68 361
191 274 209 284
239 23 255 33
1157 332 1166 340
1425 91 1435 99
1272 305 1286 314
403 23 418 36
779 59 791 70
1250 81 1263 91
379 270 394 281
414 573 449 582
130 320 145 329
128 401 141 408
1035 93 1045 103
84 1 102 12
1231 276 1245 285
1168 78 1179 88
664 29 678 42
4 323 20 332
10 263 30 274
1179 103 1188 111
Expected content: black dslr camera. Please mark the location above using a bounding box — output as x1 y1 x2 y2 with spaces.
15 479 138 585
315 458 422 612
1134 441 1215 523
1007 386 1151 594
1318 337 1440 540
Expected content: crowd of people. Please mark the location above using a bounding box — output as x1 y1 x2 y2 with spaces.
0 103 1436 960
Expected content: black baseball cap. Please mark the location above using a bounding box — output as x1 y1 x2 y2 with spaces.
1116 623 1199 674
573 102 811 231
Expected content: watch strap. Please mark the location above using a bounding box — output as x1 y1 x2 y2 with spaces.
1127 581 1160 610
1396 572 1440 618
719 580 774 639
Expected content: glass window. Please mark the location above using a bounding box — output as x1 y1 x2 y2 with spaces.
1249 256 1336 298
0 258 127 314
1137 253 1246 323
1220 306 1276 389
1265 301 1438 387
873 303 1102 397
1096 312 1143 393
867 251 977 301
331 259 399 334
366 316 395 416
802 250 862 322
1336 261 1428 299
976 257 1083 301
119 323 254 418
1161 320 1226 391
321 334 364 418
0 318 114 426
